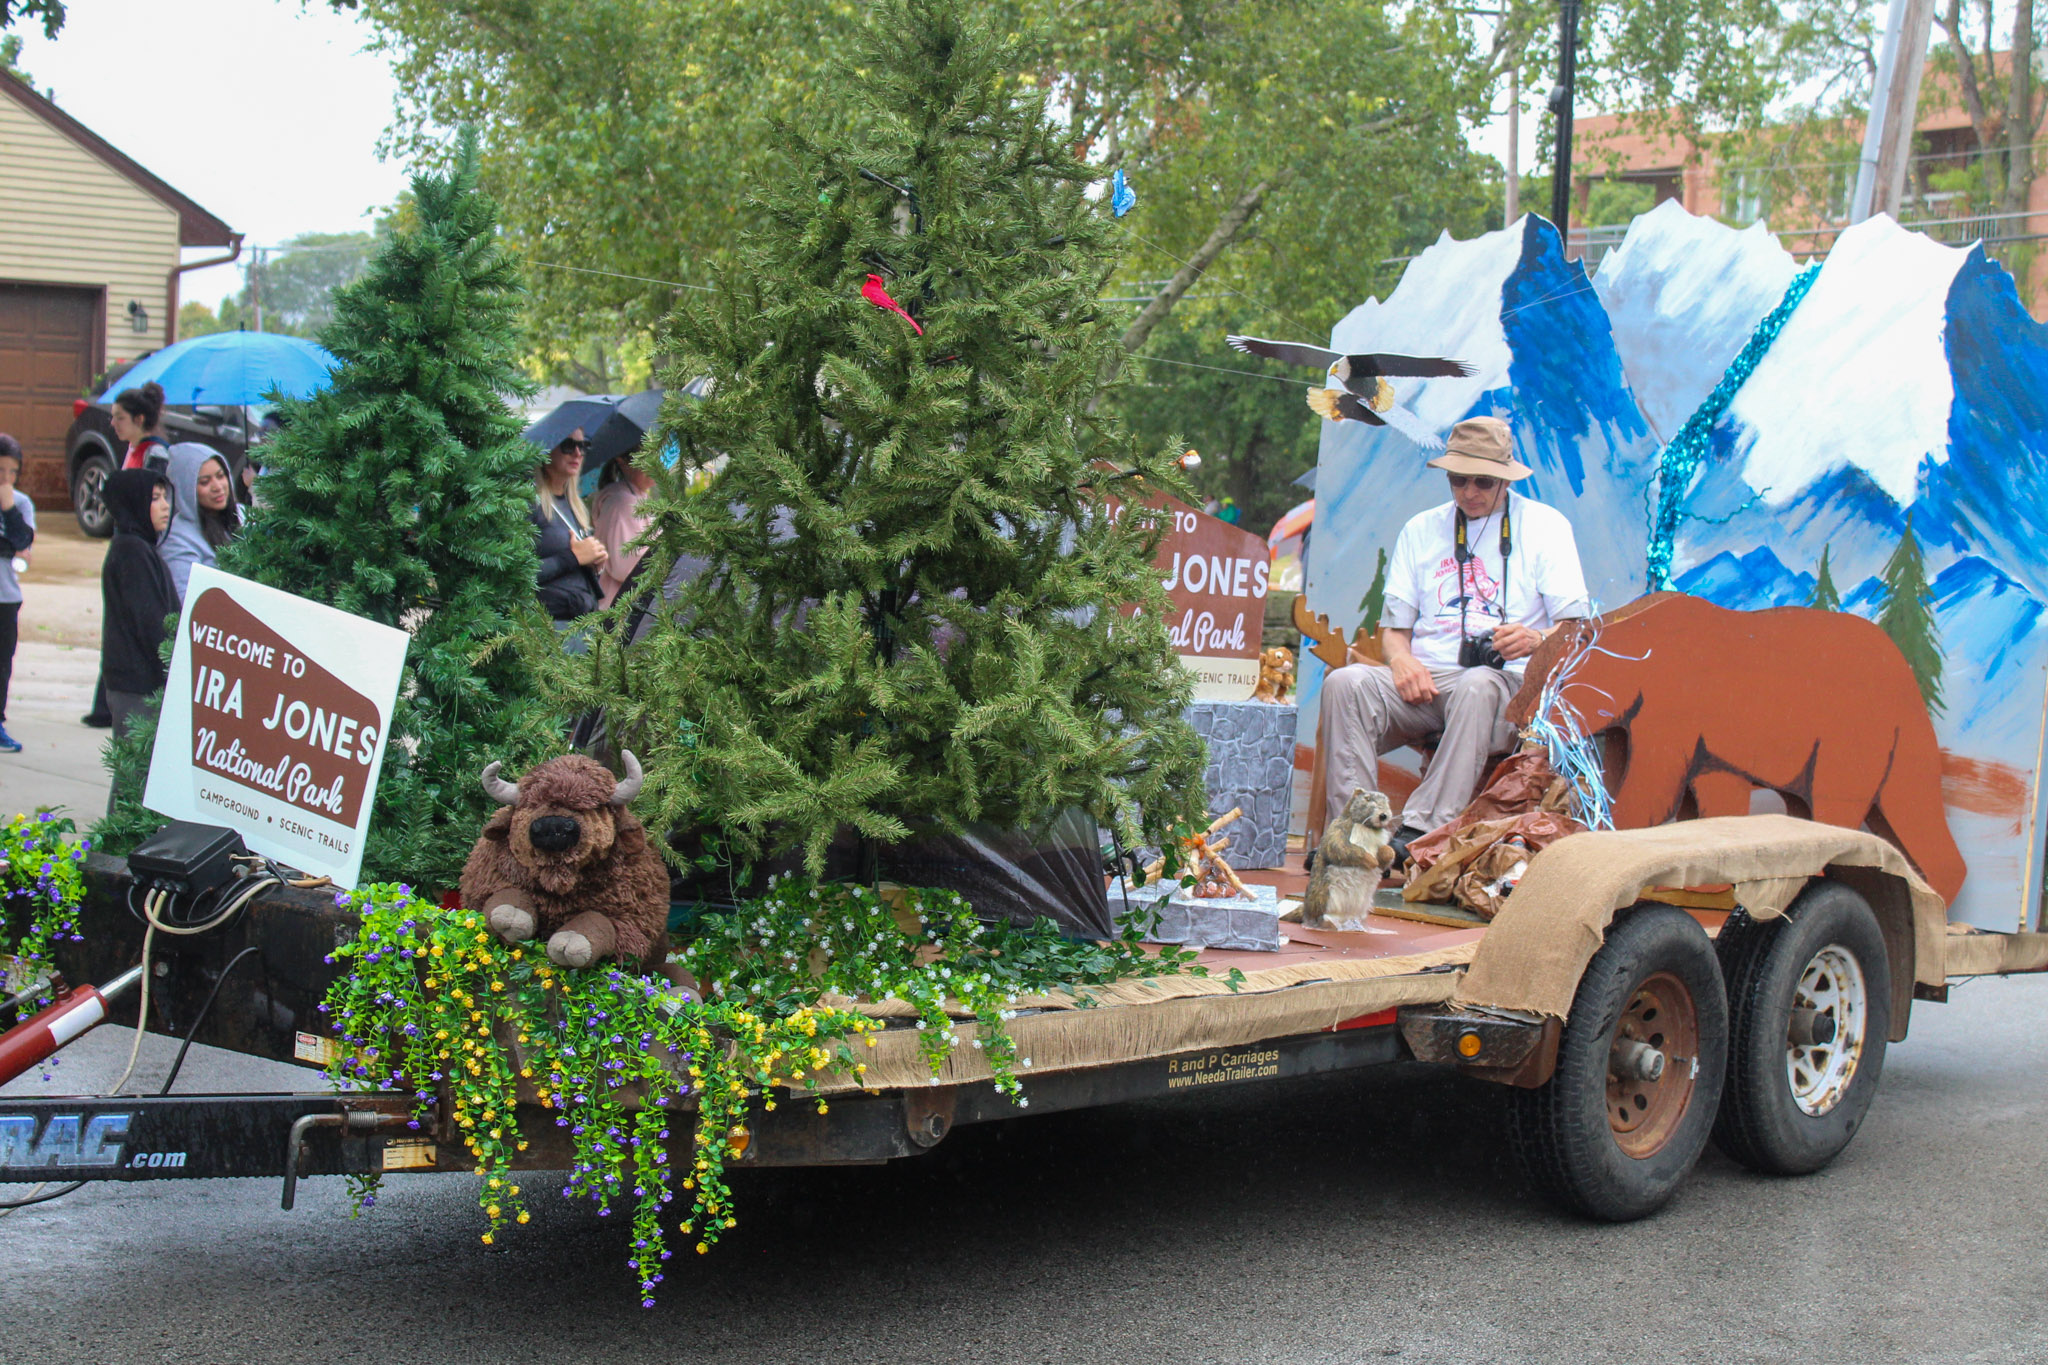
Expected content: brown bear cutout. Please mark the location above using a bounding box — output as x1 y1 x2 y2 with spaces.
460 752 674 971
1507 593 1966 904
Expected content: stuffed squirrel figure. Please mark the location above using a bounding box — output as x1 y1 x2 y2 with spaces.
1301 788 1398 931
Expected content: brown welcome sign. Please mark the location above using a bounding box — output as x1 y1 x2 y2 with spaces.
1107 489 1272 700
184 588 384 828
144 567 410 889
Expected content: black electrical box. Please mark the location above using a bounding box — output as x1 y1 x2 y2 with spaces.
128 822 248 900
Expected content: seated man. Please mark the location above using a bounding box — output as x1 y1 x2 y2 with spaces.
1319 415 1589 859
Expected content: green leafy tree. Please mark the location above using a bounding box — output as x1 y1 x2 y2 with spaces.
1875 518 1944 717
166 129 549 889
352 1 1498 382
1107 310 1321 536
537 0 1205 875
1810 543 1842 611
242 232 380 338
0 2 62 38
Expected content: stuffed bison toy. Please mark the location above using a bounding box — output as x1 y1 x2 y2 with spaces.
460 751 671 970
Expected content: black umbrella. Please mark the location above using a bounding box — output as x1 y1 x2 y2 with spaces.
523 395 629 456
585 388 667 469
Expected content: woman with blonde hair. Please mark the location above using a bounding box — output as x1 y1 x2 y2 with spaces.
531 428 606 620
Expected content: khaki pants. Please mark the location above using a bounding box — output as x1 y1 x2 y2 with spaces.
1320 662 1519 835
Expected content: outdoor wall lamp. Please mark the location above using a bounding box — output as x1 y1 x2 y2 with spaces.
127 300 149 335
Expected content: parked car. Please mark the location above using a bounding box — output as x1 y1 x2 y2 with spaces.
64 356 255 537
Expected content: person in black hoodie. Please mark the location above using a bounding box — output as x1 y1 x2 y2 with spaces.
100 467 177 744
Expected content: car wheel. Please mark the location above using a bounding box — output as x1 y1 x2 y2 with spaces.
72 452 116 537
1508 903 1729 1221
1712 883 1890 1175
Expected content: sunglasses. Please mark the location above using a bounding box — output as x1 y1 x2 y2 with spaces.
558 439 591 453
1447 474 1501 491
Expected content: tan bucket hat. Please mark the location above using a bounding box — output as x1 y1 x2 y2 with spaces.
1426 416 1532 480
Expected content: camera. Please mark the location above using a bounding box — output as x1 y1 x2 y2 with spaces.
1459 630 1508 670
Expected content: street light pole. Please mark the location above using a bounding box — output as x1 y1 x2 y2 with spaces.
1549 0 1581 244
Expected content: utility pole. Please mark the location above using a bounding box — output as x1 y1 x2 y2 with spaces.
1548 0 1581 244
1850 0 1936 223
251 247 266 333
1506 60 1521 224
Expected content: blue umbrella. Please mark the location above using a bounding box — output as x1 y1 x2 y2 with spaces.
96 331 338 406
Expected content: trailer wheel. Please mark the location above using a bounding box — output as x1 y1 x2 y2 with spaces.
1712 882 1889 1176
1508 904 1728 1221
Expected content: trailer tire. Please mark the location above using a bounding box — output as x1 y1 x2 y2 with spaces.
1508 904 1727 1221
1712 882 1889 1176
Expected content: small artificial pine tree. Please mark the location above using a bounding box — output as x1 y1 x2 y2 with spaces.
102 130 553 889
537 0 1205 874
1810 544 1842 610
1875 516 1945 716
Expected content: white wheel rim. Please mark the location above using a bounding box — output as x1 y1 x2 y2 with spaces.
1786 943 1867 1117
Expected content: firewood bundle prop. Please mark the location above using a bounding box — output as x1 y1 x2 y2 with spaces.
1144 808 1248 898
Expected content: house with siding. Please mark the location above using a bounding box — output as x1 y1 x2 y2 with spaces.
0 75 238 505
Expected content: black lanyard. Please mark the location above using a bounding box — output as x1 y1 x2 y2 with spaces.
1455 501 1511 643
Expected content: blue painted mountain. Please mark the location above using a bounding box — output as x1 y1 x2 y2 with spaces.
1672 546 1815 607
1915 247 2048 599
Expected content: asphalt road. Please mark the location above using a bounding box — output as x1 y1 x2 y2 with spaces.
4 973 2047 1365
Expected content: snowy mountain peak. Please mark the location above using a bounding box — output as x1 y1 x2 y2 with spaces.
1595 201 1797 442
1728 214 1969 506
1326 218 1526 430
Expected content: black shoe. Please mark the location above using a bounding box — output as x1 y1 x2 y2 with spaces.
1389 826 1426 869
81 712 112 729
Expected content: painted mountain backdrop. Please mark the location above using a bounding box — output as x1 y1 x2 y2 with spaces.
1297 201 2048 929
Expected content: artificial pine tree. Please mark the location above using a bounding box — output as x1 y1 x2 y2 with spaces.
148 130 549 888
1875 517 1945 716
538 0 1205 878
1810 544 1842 611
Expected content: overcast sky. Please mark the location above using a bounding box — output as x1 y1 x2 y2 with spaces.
15 0 410 309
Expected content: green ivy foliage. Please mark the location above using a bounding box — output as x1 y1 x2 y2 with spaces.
323 876 1212 1303
533 0 1207 876
0 811 88 1013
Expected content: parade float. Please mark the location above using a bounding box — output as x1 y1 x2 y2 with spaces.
6 0 2048 1308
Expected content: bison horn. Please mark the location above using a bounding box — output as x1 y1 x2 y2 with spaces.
480 762 520 806
612 750 644 805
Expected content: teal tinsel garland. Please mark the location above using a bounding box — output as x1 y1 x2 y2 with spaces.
1644 263 1822 590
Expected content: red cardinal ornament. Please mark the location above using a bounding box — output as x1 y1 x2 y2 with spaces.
861 273 924 335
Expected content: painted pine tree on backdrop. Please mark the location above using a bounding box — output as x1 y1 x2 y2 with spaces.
1875 518 1945 716
537 0 1205 874
213 129 552 887
1810 544 1842 611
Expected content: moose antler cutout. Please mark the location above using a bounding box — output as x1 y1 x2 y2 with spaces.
1292 594 1381 671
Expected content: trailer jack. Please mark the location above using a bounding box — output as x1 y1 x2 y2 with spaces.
282 1111 392 1210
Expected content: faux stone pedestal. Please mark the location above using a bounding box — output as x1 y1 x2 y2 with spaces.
1150 882 1281 952
1184 700 1296 868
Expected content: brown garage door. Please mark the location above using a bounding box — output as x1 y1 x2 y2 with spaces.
0 283 101 506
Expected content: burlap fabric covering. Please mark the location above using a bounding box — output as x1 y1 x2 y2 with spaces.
1453 813 1948 1021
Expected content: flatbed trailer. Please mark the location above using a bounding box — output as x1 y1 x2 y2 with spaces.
8 813 2047 1221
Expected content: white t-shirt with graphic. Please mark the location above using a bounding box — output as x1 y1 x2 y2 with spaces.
1380 492 1590 672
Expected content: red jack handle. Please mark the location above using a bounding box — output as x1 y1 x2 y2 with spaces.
0 965 145 1086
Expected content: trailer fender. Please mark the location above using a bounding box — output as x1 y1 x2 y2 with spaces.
1453 815 1943 1043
